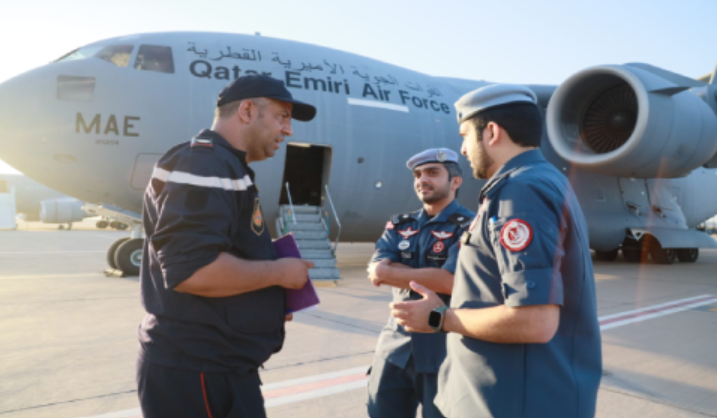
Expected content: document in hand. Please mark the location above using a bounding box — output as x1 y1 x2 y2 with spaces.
272 233 321 313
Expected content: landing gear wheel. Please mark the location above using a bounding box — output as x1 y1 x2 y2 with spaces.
96 220 109 229
115 238 144 276
58 224 65 230
647 237 676 265
595 249 619 262
107 237 130 270
622 237 648 263
676 248 699 263
117 223 128 231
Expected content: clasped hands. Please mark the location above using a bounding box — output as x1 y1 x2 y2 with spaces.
367 260 446 333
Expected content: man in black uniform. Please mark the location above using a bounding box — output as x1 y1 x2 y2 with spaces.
137 75 317 418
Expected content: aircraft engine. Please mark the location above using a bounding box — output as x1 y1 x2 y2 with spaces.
40 199 86 224
546 64 717 178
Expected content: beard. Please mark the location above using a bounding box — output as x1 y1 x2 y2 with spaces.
417 182 450 204
472 135 495 180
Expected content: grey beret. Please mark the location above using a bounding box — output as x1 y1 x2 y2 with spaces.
455 84 537 124
406 148 459 171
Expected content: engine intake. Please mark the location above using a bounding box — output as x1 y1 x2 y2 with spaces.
546 64 717 178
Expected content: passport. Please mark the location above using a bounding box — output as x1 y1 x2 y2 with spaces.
272 233 320 313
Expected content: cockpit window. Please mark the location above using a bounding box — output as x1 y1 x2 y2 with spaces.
54 46 103 62
96 45 133 67
134 45 174 74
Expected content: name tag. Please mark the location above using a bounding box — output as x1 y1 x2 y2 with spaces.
400 251 414 259
427 254 447 262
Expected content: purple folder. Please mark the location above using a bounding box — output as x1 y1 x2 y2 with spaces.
272 233 320 313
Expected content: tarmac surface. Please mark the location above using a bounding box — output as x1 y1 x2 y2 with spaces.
1 219 717 418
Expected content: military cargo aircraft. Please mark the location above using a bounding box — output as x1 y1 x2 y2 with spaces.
0 31 715 276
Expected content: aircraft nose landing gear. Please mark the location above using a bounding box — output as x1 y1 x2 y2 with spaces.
105 221 144 277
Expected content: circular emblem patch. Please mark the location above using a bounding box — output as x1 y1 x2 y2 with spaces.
398 240 410 250
432 241 445 253
500 219 533 251
436 151 447 162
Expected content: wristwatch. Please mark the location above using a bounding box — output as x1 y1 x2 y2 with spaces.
428 306 449 333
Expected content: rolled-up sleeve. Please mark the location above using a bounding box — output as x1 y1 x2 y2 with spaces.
370 224 401 264
488 181 567 307
440 238 462 274
149 157 237 289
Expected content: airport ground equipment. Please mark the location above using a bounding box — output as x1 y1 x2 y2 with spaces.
0 184 17 230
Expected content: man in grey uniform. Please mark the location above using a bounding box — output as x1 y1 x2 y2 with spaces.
367 148 474 418
390 84 602 418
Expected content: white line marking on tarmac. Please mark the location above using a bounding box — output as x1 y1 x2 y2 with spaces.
75 294 717 418
0 273 101 280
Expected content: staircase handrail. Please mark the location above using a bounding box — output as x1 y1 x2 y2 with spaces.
324 184 341 252
285 182 297 226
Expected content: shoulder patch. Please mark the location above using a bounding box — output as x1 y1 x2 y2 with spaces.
500 219 533 251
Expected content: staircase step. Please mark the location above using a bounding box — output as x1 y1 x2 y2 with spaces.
280 205 320 214
299 250 335 259
309 267 341 280
286 222 325 231
290 230 328 240
297 240 331 250
292 213 323 223
306 258 336 268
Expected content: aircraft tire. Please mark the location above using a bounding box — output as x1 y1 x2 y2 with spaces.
622 248 641 263
595 249 619 261
115 238 143 276
117 223 129 231
676 248 699 263
97 220 108 229
107 237 130 270
648 239 676 265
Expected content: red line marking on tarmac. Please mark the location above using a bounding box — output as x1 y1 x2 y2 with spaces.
263 373 367 400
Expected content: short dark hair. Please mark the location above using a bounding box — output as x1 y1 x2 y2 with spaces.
444 162 462 198
468 103 543 147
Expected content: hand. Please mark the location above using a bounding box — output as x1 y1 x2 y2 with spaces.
285 313 293 322
390 281 445 333
367 259 391 287
275 258 314 289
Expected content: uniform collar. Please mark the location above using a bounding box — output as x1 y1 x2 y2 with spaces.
418 200 460 225
195 129 249 167
480 149 545 198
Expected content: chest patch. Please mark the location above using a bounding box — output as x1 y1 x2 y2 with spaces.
251 197 265 236
430 231 454 240
398 227 419 239
500 219 533 251
432 240 445 253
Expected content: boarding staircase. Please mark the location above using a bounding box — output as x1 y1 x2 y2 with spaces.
275 184 342 284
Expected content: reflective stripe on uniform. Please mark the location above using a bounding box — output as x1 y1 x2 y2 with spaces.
152 167 253 191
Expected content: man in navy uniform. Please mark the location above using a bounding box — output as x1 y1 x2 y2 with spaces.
367 148 475 418
137 75 316 418
390 84 602 418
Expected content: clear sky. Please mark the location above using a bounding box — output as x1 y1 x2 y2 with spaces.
1 0 715 174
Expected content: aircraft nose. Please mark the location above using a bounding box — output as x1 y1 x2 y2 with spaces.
0 67 65 175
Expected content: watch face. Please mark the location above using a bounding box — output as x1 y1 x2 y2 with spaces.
428 310 442 328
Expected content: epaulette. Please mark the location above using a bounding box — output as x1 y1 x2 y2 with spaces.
448 213 473 229
391 212 416 225
190 136 214 151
